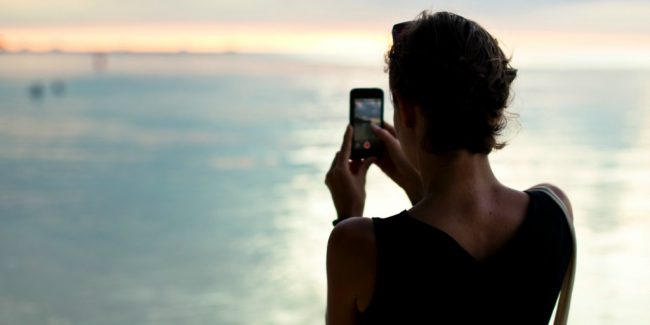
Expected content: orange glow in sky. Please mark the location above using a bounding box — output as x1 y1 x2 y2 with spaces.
0 23 390 57
3 23 649 68
1 0 649 68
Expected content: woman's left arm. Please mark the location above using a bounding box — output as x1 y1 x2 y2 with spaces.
326 218 376 325
325 126 377 324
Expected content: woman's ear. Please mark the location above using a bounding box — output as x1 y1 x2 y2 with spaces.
393 91 416 128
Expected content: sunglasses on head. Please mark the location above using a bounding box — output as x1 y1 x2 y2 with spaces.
392 21 411 45
390 21 411 61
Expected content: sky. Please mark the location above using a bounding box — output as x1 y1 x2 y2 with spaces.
0 0 649 67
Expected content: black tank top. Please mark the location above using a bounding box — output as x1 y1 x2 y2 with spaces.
359 189 573 324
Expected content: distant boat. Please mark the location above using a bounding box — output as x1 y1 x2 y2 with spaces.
28 82 45 100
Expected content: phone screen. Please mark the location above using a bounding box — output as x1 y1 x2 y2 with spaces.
350 89 383 159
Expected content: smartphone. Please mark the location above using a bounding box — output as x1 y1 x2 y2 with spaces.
350 88 384 160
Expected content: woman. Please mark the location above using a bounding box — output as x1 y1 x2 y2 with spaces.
325 11 574 324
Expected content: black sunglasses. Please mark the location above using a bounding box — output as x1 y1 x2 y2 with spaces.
391 21 411 61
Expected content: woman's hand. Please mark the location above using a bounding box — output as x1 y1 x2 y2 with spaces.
325 125 375 221
372 123 423 204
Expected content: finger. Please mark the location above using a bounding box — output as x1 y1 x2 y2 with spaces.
349 159 361 174
325 151 339 185
338 125 353 163
350 157 374 176
383 122 397 137
372 125 399 148
330 151 340 169
358 157 376 176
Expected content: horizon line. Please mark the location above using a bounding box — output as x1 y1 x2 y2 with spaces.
1 48 649 71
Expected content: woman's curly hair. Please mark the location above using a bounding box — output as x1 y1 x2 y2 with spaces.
386 11 517 154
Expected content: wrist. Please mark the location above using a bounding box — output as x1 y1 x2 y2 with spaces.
336 208 363 221
335 204 364 223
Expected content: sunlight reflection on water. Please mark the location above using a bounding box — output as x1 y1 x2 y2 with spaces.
0 54 649 324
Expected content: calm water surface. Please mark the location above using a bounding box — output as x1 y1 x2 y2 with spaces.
0 53 649 324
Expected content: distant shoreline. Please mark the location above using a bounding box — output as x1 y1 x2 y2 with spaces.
1 51 648 71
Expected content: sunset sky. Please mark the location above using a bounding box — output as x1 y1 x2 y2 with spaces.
1 0 649 67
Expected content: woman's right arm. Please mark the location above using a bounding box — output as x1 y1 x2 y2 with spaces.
371 123 423 204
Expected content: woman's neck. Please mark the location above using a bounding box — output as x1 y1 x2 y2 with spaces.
415 150 500 205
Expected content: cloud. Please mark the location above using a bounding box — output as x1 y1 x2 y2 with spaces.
485 0 650 34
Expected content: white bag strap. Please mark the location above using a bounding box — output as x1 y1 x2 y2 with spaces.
529 186 576 325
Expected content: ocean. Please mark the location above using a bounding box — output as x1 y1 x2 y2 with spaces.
0 53 649 324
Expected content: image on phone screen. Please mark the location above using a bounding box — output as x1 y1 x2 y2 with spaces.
352 97 382 157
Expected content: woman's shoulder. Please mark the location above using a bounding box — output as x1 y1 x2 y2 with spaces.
328 217 376 261
327 217 377 314
527 183 573 222
328 211 407 249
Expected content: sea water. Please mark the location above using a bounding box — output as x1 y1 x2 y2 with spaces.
0 53 649 324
